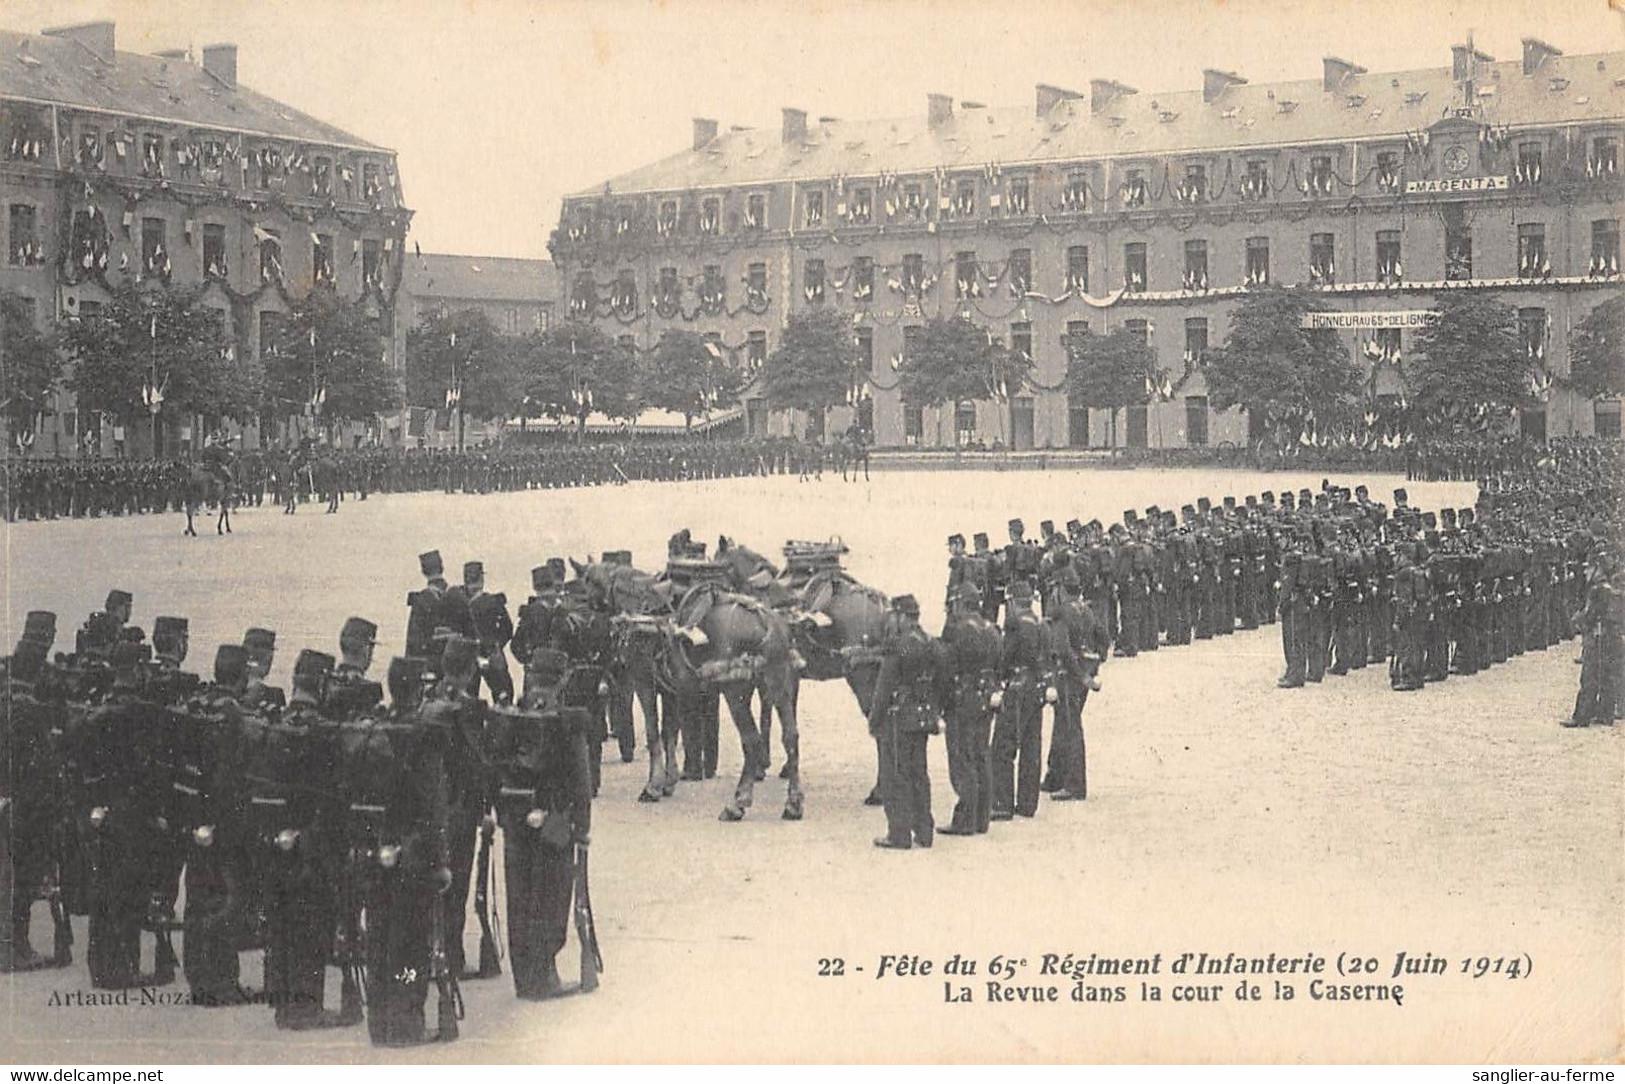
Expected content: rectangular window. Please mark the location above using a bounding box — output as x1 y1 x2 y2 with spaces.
1377 230 1403 282
1123 168 1147 207
1010 321 1033 364
1007 176 1030 215
658 266 679 305
902 325 922 371
313 156 332 197
955 402 977 444
1183 240 1208 291
1245 236 1270 285
1066 246 1089 294
1594 401 1621 439
1124 318 1149 346
363 162 383 202
1518 223 1549 279
803 190 824 228
1124 243 1147 292
203 223 227 278
955 251 978 299
1445 227 1473 281
1308 155 1334 195
902 183 924 220
850 187 872 225
748 261 767 295
1065 319 1090 350
902 253 924 294
745 193 766 230
141 217 167 276
617 334 636 355
700 264 724 311
1008 248 1032 295
1591 137 1620 178
258 310 287 361
1184 317 1208 365
78 131 101 169
1185 395 1209 447
142 134 165 178
852 256 874 301
1376 151 1401 192
1126 404 1148 449
904 402 924 445
1516 142 1544 186
1243 159 1270 201
1375 327 1402 363
1063 172 1089 211
1181 163 1207 203
854 327 873 372
1591 220 1620 276
804 258 825 303
8 204 41 266
699 197 721 235
658 199 679 235
1518 307 1548 362
953 178 977 217
1067 396 1090 447
361 238 381 286
747 330 768 368
257 147 280 189
312 232 333 286
1310 232 1336 284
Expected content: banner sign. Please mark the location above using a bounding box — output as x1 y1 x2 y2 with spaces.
1300 311 1440 330
1404 175 1508 194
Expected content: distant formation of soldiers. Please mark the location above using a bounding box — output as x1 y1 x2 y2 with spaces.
1 578 600 1044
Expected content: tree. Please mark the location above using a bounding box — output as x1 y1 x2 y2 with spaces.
762 308 858 428
901 314 1033 445
0 291 62 440
1568 294 1625 400
1408 292 1530 432
510 323 639 438
62 282 256 454
1204 285 1363 441
406 307 514 447
641 329 742 431
1064 328 1155 446
265 287 400 436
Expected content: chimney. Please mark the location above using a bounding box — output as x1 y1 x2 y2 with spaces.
928 94 954 128
1202 69 1247 103
1090 79 1137 114
202 43 238 89
1451 44 1493 81
41 20 115 62
692 118 718 151
1322 57 1367 90
1522 38 1562 76
1036 83 1084 117
781 107 807 144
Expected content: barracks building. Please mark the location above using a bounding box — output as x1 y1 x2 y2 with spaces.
0 20 411 457
551 38 1624 449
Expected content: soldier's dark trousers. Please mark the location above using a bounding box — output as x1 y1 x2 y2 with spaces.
1425 614 1450 682
1279 602 1307 686
944 697 993 833
365 874 433 1044
607 678 638 762
879 724 933 845
1306 600 1330 682
1048 682 1088 797
1194 573 1216 639
1114 595 1139 656
182 847 243 1004
267 859 336 1026
503 833 573 997
475 654 514 707
991 680 1042 817
443 804 481 979
675 691 719 779
1238 570 1259 630
1571 630 1605 725
1330 599 1359 674
85 838 142 989
1394 613 1427 691
1139 583 1158 651
1369 595 1391 663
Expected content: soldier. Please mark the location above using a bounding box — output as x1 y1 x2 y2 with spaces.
1109 521 1138 657
867 596 944 849
406 551 450 661
1391 543 1429 692
991 579 1051 821
1303 523 1333 683
973 532 1002 623
1276 533 1309 689
1046 566 1108 801
1565 551 1620 728
75 588 135 660
2 623 67 973
490 648 594 997
241 628 286 712
420 635 490 982
938 584 1002 836
326 618 385 719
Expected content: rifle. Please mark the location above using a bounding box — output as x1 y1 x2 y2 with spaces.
471 818 502 979
336 843 367 1025
430 894 462 1042
47 821 74 967
573 843 602 994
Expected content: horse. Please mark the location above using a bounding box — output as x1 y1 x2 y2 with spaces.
839 428 871 482
661 580 803 821
569 559 682 803
182 461 236 536
714 537 892 804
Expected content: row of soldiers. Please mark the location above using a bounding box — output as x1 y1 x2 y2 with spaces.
1 587 600 1045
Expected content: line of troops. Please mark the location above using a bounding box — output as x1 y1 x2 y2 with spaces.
0 575 602 1047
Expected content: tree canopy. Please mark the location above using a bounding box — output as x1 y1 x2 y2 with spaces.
264 287 399 425
1407 292 1530 431
405 306 515 420
510 322 639 429
900 314 1032 409
1567 294 1625 400
0 291 62 436
1203 285 1362 436
1064 327 1155 412
761 307 858 415
641 329 742 429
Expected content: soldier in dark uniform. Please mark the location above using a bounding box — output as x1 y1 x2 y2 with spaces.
241 628 286 712
490 648 594 997
1046 565 1108 801
1565 551 1620 728
1303 523 1333 683
1390 544 1428 692
973 532 1002 622
991 579 1050 821
1109 521 1138 656
326 618 385 719
2 619 65 973
867 596 944 849
75 589 135 661
406 551 450 660
1276 532 1309 688
419 635 489 982
938 583 1002 836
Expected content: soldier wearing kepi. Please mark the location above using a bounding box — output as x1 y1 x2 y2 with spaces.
489 648 594 997
326 618 385 719
991 578 1050 821
466 563 517 706
241 628 286 712
867 596 945 849
938 583 1003 836
406 551 451 661
420 635 490 982
2 617 68 973
1046 565 1108 801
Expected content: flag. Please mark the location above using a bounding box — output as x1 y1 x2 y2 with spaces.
253 226 279 246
